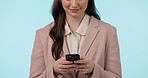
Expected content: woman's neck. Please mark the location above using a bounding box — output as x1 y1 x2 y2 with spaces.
66 14 85 32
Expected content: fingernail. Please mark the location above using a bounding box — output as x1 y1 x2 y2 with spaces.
70 61 74 64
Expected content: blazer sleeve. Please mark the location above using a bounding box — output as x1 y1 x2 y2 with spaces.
29 30 62 78
90 27 122 78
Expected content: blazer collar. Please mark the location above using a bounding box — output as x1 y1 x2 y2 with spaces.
63 16 101 56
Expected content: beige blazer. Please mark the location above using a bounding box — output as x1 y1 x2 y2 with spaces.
30 16 122 78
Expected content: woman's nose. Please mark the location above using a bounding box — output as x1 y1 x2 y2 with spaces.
71 0 78 7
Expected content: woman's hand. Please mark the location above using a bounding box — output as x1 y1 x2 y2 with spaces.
74 56 94 76
53 57 75 75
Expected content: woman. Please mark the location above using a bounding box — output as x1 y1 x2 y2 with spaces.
30 0 122 78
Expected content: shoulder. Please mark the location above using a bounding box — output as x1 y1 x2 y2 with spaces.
90 16 117 33
37 22 54 33
98 21 117 39
34 22 54 44
99 21 116 32
36 22 54 37
34 22 55 46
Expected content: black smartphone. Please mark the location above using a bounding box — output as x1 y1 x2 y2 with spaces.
66 54 80 61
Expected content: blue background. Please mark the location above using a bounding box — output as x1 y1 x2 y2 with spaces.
0 0 148 78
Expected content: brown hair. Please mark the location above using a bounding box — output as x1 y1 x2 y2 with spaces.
49 0 101 60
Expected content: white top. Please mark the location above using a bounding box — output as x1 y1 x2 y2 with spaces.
64 14 90 54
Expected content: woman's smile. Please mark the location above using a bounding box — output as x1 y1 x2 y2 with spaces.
70 9 80 13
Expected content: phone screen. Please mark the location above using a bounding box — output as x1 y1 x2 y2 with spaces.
66 54 80 61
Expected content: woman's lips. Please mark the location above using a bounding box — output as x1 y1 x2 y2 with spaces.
70 9 79 13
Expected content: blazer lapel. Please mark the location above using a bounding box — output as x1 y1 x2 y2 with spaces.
79 16 100 56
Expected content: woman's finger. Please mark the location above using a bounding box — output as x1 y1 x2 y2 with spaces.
75 64 88 69
77 68 88 73
60 61 73 65
59 64 75 69
74 56 89 64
